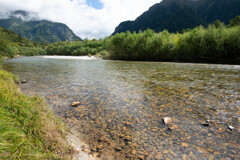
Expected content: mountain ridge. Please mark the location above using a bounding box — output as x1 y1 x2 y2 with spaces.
0 10 81 43
113 0 240 35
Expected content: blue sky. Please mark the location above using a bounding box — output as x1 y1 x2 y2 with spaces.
87 0 103 10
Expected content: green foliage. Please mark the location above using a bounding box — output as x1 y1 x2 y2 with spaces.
0 70 73 159
1 15 240 64
0 27 47 58
20 47 47 56
212 20 225 28
108 24 240 64
228 15 240 27
46 39 107 56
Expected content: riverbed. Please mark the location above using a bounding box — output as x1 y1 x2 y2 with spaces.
3 56 240 159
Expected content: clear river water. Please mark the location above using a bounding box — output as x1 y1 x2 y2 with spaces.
3 56 240 160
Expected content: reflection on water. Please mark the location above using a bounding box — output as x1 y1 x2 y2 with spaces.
4 57 240 159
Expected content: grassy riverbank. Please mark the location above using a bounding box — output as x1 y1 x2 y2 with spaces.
0 27 73 159
0 69 73 159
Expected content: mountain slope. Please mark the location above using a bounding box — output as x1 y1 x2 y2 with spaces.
0 10 81 43
113 0 240 34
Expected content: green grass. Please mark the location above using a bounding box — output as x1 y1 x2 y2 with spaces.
0 70 73 159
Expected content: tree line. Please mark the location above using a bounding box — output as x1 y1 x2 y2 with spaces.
107 16 240 64
1 16 240 64
46 39 108 57
0 27 47 59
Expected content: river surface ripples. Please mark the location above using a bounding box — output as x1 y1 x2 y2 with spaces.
3 56 240 160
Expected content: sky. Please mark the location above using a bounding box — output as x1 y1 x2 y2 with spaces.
0 0 161 39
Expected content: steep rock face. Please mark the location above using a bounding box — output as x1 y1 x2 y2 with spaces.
113 0 240 34
0 10 81 43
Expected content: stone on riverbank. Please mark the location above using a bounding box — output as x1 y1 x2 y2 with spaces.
229 125 234 130
163 117 172 124
71 102 80 107
21 80 27 83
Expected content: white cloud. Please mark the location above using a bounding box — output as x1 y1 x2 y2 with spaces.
0 0 161 39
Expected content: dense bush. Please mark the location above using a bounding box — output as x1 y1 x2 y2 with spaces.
0 27 47 58
46 39 107 56
19 47 47 56
108 20 240 64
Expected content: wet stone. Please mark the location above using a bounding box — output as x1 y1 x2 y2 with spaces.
21 80 27 83
138 155 145 160
71 102 80 107
115 147 122 152
168 126 174 131
124 136 132 141
182 143 189 147
119 134 125 138
203 123 210 126
131 149 137 155
97 144 103 150
155 152 162 159
163 117 172 124
229 125 234 130
7 57 240 160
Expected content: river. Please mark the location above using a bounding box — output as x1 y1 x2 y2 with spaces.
3 56 240 159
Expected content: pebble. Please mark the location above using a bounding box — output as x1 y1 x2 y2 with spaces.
97 144 103 150
21 80 27 83
168 126 174 131
182 143 189 147
119 134 125 138
124 136 132 141
138 155 145 159
163 117 172 124
115 147 122 152
131 149 137 155
123 121 133 126
71 102 80 107
155 152 162 159
151 129 158 132
182 154 188 160
89 155 93 160
203 123 209 126
228 125 234 130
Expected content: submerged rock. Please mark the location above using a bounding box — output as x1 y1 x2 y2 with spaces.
71 102 80 107
168 126 174 131
155 152 162 159
163 117 172 124
203 123 210 126
131 149 137 155
21 80 27 83
229 125 234 130
115 147 122 152
138 155 145 160
97 144 103 151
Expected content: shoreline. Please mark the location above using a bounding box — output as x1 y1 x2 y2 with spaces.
41 55 99 60
3 56 240 160
68 128 97 160
0 69 74 159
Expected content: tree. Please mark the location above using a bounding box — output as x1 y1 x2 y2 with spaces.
228 15 240 27
212 20 224 28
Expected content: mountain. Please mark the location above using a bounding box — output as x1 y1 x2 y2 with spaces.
113 0 240 34
0 10 81 43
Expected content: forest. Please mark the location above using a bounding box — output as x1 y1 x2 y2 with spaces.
0 27 47 59
108 17 240 64
1 16 240 64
